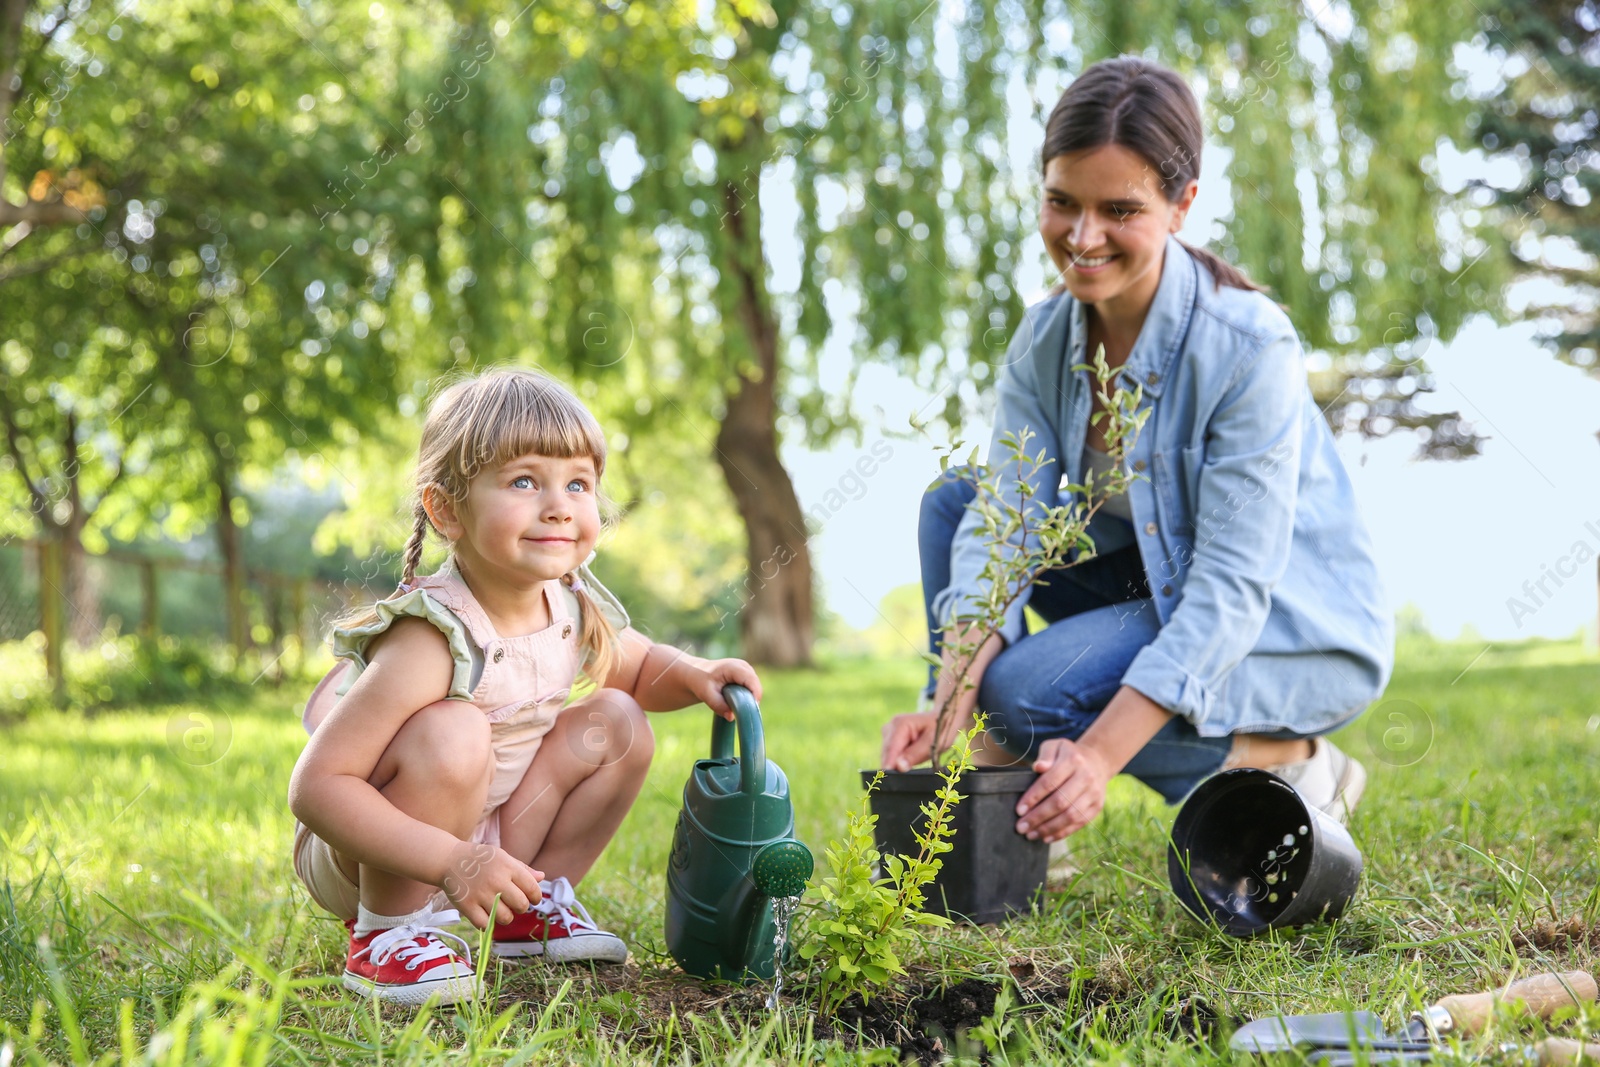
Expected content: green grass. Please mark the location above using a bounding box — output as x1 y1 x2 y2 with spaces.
3 638 1599 1064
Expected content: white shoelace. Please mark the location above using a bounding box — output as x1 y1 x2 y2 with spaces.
356 906 473 971
532 877 601 935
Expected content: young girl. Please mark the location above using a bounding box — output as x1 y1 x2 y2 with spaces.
289 368 761 1006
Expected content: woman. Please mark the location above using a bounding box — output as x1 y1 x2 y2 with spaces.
881 56 1394 844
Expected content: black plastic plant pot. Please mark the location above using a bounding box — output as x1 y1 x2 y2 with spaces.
1167 768 1363 936
861 767 1049 925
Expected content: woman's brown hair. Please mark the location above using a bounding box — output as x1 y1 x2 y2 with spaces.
1043 55 1265 293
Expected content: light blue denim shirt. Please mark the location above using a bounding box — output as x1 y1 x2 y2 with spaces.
933 236 1394 738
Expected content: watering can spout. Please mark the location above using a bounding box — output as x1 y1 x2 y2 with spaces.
718 839 814 966
753 839 813 899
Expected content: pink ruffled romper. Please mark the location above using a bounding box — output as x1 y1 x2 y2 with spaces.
291 558 626 919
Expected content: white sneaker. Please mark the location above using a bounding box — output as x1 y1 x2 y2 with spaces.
1046 838 1078 886
1267 737 1367 824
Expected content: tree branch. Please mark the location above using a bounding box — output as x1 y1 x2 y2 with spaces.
0 198 90 227
0 0 35 197
0 241 94 281
0 385 50 521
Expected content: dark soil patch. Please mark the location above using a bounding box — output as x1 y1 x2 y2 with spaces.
492 959 1220 1063
828 978 1000 1064
1162 994 1224 1042
1512 917 1600 954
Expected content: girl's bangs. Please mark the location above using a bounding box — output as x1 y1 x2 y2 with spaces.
453 375 607 479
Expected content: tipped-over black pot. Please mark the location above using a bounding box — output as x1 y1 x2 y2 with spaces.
1167 768 1363 936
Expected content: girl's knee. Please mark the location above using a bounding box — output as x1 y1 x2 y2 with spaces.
381 699 491 792
568 689 653 768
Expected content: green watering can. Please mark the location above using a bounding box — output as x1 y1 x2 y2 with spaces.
664 684 813 981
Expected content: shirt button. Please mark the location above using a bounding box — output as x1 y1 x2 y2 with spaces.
1133 459 1147 472
493 648 504 663
1162 584 1173 596
562 624 573 639
1144 521 1158 535
1146 371 1159 385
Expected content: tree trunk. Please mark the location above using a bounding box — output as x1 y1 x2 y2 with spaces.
714 150 816 667
37 538 66 706
210 449 250 652
140 558 159 640
714 372 816 667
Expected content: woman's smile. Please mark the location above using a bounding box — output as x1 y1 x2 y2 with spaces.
1068 251 1119 273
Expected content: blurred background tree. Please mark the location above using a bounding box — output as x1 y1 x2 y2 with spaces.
1471 0 1598 377
332 0 1501 665
1 0 1578 684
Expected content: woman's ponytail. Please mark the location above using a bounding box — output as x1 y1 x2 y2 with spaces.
1175 238 1267 294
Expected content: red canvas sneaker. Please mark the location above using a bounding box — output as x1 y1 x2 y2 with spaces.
343 906 481 1006
491 876 627 963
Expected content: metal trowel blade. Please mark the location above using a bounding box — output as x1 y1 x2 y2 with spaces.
1230 1011 1390 1053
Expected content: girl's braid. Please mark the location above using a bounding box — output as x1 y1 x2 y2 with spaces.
400 499 429 589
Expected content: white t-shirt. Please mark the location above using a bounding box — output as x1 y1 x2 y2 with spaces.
1081 444 1133 522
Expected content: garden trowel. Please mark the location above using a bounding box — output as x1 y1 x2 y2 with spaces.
1231 971 1599 1063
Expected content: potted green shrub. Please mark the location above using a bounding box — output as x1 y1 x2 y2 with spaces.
865 345 1149 923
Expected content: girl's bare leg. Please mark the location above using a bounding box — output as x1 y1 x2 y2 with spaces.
346 699 492 916
495 689 655 884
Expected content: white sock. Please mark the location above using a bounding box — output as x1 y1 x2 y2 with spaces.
353 902 433 936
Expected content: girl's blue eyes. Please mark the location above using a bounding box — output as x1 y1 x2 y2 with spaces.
510 476 589 492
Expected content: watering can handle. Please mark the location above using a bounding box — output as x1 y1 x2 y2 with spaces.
710 684 767 796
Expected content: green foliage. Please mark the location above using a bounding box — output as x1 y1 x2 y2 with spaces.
0 631 290 717
0 0 1528 672
798 719 981 1017
1473 0 1599 375
929 344 1148 766
969 985 1024 1064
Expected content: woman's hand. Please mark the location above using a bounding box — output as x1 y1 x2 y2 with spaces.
1015 685 1175 840
439 840 546 929
1014 738 1114 841
880 709 974 772
882 628 1004 771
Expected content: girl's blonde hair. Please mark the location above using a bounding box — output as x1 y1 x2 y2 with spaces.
344 367 621 684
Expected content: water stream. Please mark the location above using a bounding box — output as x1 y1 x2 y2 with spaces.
764 895 802 1011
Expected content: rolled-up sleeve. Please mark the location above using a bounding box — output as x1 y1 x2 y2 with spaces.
929 333 1065 647
1121 331 1306 727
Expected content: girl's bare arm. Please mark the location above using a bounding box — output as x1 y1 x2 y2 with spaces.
287 617 470 887
601 626 762 717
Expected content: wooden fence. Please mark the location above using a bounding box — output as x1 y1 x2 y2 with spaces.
1 538 380 703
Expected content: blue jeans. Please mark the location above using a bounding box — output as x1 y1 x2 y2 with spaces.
919 468 1234 803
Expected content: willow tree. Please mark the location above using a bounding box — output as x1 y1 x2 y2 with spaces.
1472 0 1598 378
1 0 437 660
337 0 1495 665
